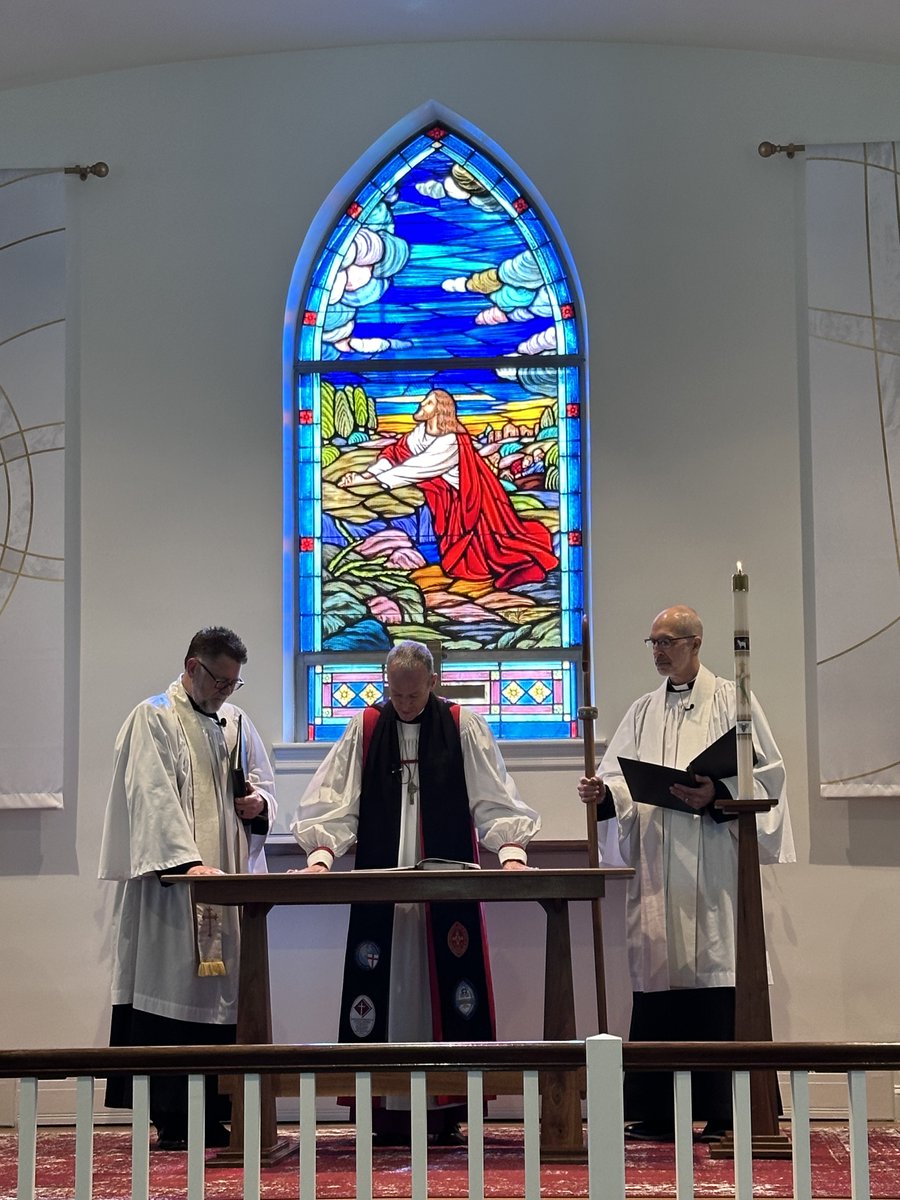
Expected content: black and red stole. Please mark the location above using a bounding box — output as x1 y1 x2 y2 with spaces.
337 695 496 1044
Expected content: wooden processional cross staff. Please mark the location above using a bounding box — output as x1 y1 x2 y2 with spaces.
578 615 608 1033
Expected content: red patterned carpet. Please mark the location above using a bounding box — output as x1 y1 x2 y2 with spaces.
4 1124 900 1197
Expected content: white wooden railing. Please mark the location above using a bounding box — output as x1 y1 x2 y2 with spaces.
4 1038 898 1200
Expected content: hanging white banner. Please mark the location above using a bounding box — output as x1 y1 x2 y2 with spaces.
806 143 900 797
0 169 65 809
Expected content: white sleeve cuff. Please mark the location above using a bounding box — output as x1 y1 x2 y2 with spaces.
307 848 335 870
497 844 527 865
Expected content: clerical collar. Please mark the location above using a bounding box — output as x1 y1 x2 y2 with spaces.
667 679 695 693
188 694 226 725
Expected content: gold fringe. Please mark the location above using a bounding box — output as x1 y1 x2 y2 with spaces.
197 960 226 977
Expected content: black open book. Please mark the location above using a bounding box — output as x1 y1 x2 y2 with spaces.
617 726 757 813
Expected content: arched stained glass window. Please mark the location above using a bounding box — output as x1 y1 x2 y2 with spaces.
286 122 586 742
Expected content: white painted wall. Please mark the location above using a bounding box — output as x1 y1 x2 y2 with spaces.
1 40 899 1121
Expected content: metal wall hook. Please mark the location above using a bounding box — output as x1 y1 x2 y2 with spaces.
64 161 110 181
758 142 805 160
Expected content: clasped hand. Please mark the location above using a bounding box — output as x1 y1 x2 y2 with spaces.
668 773 715 809
577 775 601 804
578 772 715 810
234 784 265 822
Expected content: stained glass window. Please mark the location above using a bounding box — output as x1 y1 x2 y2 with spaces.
287 124 585 741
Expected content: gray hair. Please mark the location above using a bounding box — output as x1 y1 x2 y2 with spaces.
385 640 434 675
184 626 247 667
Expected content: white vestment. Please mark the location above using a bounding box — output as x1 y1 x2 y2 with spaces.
99 679 276 1024
367 423 460 490
292 705 540 1040
598 664 795 994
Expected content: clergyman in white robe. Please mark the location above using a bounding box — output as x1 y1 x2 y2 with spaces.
292 704 540 1039
597 661 794 1132
599 663 794 992
292 702 540 1134
99 672 275 1141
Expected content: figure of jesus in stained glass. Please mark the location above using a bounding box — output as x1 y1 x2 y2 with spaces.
340 387 558 589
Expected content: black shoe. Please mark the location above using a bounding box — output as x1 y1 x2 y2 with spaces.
205 1122 231 1148
431 1122 466 1146
372 1130 411 1147
624 1121 675 1143
697 1122 730 1144
155 1125 188 1151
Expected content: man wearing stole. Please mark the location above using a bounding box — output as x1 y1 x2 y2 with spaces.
99 627 276 1150
292 639 540 1145
579 605 794 1143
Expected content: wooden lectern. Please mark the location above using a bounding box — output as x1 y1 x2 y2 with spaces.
708 800 791 1159
171 867 630 1163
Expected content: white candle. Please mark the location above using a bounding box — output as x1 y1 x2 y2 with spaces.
732 561 754 801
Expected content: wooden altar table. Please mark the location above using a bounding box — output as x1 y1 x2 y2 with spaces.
167 867 630 1162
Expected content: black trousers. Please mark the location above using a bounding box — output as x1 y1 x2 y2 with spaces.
624 987 735 1126
369 1103 467 1136
105 1004 235 1133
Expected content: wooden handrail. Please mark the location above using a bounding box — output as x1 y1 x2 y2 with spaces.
0 1041 585 1078
623 1041 900 1071
2 1040 900 1079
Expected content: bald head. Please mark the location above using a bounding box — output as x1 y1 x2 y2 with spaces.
652 606 703 639
648 606 703 684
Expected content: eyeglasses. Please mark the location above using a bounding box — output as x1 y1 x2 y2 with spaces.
195 659 244 692
643 636 696 650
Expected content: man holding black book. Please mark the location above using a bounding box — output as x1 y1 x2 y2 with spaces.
578 605 794 1143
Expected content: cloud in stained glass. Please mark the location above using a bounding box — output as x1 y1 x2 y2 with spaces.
320 191 412 357
300 129 578 366
415 163 504 213
444 248 554 330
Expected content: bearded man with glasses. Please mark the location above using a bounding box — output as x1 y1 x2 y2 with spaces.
578 605 794 1145
99 626 276 1150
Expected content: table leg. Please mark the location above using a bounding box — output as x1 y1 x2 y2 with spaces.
210 903 296 1165
538 898 585 1161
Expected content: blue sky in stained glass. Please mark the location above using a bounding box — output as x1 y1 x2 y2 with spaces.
300 130 577 365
